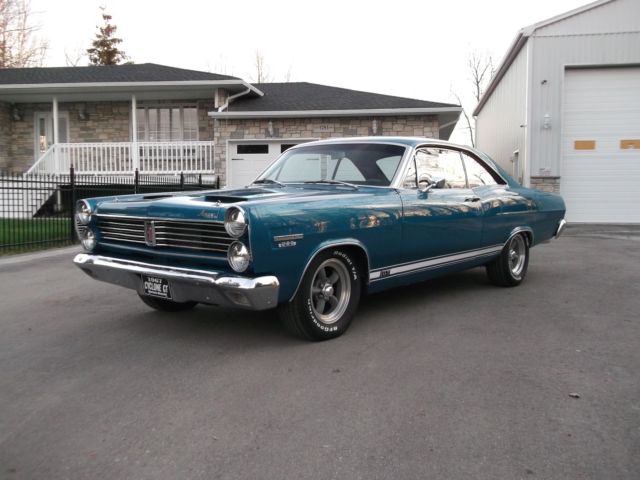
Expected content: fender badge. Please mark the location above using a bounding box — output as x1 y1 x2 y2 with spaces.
199 210 218 220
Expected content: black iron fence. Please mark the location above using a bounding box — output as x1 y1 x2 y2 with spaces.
0 168 220 255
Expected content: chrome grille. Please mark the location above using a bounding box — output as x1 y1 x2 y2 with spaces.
97 216 234 253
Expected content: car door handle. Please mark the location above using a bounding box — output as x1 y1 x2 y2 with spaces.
465 197 481 202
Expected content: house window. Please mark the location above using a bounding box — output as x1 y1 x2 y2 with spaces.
136 106 198 141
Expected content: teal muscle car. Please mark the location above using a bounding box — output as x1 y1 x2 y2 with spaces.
73 137 566 341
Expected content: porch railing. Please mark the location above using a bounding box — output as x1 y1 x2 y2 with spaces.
26 141 215 175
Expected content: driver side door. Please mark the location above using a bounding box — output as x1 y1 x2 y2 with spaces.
397 146 484 268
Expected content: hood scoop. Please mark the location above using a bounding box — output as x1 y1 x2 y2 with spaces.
142 194 174 200
204 195 247 203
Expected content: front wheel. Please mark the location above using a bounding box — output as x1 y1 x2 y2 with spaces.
278 249 362 341
486 233 530 287
138 294 198 312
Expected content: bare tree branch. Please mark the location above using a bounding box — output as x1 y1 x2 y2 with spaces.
252 50 272 83
64 47 85 67
0 0 48 68
450 89 475 147
450 51 494 146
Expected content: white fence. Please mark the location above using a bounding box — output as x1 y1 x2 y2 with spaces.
26 141 215 175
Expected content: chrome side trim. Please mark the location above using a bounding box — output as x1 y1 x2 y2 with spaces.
73 254 279 311
369 245 503 282
273 233 304 242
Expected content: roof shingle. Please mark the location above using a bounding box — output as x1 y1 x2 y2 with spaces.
0 63 239 85
229 82 458 111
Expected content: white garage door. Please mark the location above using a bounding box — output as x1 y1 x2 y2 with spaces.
228 141 309 188
561 67 640 223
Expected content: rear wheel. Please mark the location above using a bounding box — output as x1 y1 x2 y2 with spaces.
138 294 198 312
486 233 529 287
278 249 362 341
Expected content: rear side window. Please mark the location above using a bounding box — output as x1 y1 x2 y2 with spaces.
461 152 499 187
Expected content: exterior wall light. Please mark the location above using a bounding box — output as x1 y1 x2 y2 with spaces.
543 113 551 129
11 105 22 121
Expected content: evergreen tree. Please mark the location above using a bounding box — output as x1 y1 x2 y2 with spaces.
86 8 128 65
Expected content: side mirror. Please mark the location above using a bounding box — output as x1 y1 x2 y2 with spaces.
418 175 446 193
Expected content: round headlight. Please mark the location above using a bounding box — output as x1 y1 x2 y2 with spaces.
80 229 97 251
224 207 247 238
227 241 250 272
75 200 92 225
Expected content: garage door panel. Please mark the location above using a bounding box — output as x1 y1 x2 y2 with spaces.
228 141 299 188
561 67 640 223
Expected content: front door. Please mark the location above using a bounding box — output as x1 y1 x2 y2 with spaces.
397 146 485 267
34 112 69 161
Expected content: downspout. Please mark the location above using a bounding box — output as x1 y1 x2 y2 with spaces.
217 88 252 112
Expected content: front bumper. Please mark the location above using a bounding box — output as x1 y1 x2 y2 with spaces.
73 254 279 310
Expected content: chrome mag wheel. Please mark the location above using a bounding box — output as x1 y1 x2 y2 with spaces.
310 258 351 325
508 234 527 278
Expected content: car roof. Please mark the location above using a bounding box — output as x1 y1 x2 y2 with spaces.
298 136 463 148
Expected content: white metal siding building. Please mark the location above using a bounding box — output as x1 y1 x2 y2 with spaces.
474 0 640 223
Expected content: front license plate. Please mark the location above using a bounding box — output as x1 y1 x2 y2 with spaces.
142 275 172 299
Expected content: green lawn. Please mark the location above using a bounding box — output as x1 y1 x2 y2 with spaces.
0 218 74 254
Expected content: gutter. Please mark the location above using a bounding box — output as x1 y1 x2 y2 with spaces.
473 31 528 117
473 0 615 117
217 88 253 112
208 107 462 119
0 79 263 93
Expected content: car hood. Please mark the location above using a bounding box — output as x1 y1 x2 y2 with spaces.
94 185 382 221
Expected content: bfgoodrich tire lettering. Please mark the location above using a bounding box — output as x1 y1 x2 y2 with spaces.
278 249 362 341
486 233 530 287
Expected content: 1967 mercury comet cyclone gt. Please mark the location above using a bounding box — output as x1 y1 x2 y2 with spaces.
74 137 566 340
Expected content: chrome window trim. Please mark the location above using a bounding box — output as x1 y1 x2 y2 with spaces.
393 142 509 189
254 141 412 190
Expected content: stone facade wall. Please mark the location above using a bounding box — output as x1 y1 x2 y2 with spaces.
530 176 561 193
2 100 437 181
3 100 216 173
213 115 439 184
0 102 11 171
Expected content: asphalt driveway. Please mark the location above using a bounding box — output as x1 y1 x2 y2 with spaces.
1 232 639 480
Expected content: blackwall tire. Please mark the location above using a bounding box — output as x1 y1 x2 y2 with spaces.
278 249 362 341
486 233 530 287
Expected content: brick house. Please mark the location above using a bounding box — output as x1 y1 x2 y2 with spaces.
0 63 461 187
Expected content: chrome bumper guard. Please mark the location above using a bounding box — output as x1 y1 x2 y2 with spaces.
554 219 567 239
73 254 279 310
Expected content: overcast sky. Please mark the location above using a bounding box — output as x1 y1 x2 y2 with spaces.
31 0 589 143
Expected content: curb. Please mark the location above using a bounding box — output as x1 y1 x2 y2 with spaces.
0 245 80 267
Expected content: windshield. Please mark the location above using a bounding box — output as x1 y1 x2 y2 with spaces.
255 143 406 187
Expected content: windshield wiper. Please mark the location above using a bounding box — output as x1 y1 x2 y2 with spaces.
250 178 286 188
303 180 359 190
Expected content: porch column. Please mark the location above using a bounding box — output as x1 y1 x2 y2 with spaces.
131 94 139 172
52 96 59 172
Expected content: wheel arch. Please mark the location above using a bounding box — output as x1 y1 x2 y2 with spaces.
288 239 371 302
508 226 534 247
